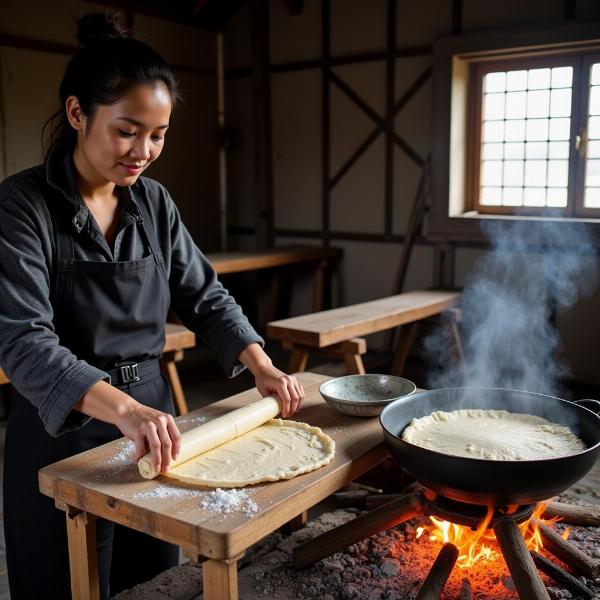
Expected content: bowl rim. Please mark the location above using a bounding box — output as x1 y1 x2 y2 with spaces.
319 374 417 404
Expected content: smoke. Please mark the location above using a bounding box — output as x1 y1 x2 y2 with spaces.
424 217 598 397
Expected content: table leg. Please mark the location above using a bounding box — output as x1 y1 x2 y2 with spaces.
283 510 308 534
66 510 100 600
203 557 239 600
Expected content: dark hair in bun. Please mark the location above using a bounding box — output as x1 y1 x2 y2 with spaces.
42 12 180 161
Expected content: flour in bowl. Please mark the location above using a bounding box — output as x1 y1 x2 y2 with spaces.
402 409 586 460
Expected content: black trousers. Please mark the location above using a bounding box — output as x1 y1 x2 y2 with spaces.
3 371 180 600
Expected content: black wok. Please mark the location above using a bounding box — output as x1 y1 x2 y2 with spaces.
379 387 600 506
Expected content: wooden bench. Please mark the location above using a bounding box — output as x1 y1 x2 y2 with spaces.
0 323 196 415
206 245 343 316
267 290 461 375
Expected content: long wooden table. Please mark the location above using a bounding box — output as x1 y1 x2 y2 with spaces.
206 245 343 314
267 289 461 375
38 372 388 600
0 323 196 414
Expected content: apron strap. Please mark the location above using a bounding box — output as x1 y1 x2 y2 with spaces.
135 194 163 260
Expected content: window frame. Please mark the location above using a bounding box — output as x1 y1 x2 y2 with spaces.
429 21 600 246
468 54 587 217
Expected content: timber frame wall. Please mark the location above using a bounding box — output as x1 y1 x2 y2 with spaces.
225 0 594 290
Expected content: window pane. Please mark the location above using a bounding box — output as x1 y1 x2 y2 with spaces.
506 91 526 118
507 70 528 91
586 160 600 187
485 72 506 93
483 143 504 160
483 120 504 142
551 66 572 88
523 187 546 206
547 188 568 207
528 68 551 89
549 118 571 140
524 160 546 186
503 187 523 206
584 187 600 208
505 119 526 141
526 119 549 141
505 142 524 159
548 141 569 159
592 64 600 86
526 141 547 159
527 90 550 118
547 160 569 187
503 160 524 186
590 86 600 116
482 160 503 186
481 186 502 205
484 93 505 120
550 88 571 117
588 140 600 158
589 116 600 139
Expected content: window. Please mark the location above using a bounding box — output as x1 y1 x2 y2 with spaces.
470 54 600 216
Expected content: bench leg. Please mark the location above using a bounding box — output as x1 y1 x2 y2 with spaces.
288 349 309 373
390 322 419 376
203 557 239 600
161 352 188 415
66 510 99 600
344 352 366 375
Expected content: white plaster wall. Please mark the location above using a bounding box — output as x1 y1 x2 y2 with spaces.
0 0 219 250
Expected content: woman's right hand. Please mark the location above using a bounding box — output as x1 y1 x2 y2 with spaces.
76 380 181 473
116 402 182 474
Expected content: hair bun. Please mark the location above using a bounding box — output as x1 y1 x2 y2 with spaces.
77 13 126 48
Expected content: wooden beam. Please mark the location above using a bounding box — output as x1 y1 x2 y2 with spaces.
321 0 331 247
251 0 275 247
385 0 396 237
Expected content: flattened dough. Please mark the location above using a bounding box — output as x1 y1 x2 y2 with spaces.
164 419 335 487
402 409 586 461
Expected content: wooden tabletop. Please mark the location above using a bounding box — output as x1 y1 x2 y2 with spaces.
38 372 389 560
206 245 342 275
267 289 460 347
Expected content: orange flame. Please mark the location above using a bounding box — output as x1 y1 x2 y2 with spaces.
415 502 559 568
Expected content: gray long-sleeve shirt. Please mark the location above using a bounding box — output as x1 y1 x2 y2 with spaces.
0 150 263 437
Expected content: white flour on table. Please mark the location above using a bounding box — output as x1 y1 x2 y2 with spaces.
200 488 259 516
131 483 199 501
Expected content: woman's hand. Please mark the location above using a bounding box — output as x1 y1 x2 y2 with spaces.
239 343 305 417
75 380 181 473
116 402 182 473
254 363 305 417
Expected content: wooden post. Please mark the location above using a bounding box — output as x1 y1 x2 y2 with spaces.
493 518 550 600
66 509 100 600
415 543 459 600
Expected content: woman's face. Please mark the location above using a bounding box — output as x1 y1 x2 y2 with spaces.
74 82 172 187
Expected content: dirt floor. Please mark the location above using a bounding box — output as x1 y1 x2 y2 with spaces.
114 460 600 600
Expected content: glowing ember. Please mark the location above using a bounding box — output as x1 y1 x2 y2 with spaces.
415 502 560 568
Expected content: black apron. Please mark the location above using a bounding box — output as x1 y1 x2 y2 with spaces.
3 193 179 600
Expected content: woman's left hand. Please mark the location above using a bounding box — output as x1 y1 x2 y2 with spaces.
254 363 305 418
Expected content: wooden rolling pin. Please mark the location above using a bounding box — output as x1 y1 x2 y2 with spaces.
138 396 280 479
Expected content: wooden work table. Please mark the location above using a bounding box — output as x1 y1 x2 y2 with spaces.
38 371 388 600
206 245 343 314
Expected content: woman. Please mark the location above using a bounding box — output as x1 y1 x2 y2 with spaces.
0 13 304 600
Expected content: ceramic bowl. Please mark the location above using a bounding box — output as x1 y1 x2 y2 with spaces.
319 374 416 417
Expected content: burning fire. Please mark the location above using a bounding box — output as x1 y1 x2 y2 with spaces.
415 502 566 568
